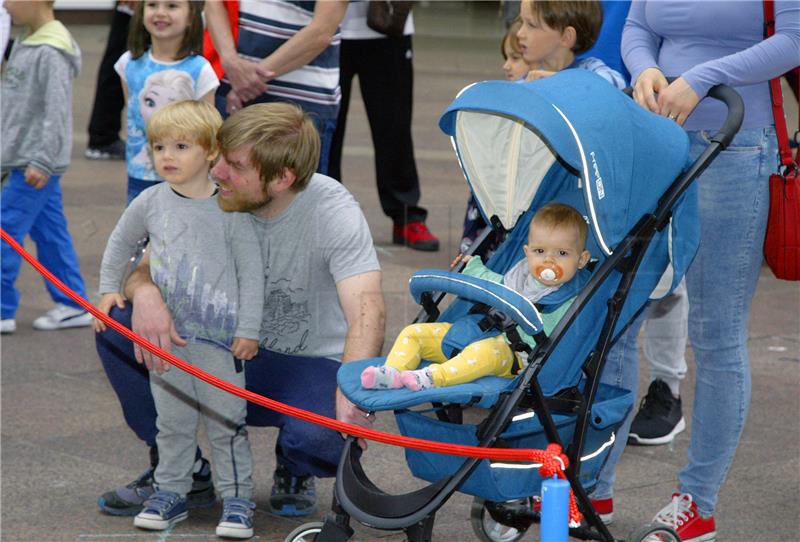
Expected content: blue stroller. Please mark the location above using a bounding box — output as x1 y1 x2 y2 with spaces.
286 71 743 542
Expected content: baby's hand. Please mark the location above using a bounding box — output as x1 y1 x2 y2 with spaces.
94 293 125 332
232 337 259 361
451 254 472 269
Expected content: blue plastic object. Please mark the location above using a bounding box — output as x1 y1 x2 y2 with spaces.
541 477 569 542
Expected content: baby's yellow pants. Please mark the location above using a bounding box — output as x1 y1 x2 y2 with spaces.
385 323 517 387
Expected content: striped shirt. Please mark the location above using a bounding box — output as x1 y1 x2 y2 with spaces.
223 0 341 120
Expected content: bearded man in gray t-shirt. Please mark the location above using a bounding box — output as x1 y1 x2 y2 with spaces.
95 103 385 518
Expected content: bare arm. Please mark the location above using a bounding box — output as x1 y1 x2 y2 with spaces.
204 0 271 101
258 0 347 78
124 251 187 373
334 270 385 448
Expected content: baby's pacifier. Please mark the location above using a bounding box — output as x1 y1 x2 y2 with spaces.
535 264 563 282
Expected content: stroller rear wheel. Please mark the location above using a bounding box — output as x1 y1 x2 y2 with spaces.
469 497 530 542
284 521 324 542
627 523 680 542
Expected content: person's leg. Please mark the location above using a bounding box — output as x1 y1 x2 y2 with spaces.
86 6 130 151
358 36 427 225
0 170 48 321
327 39 357 183
149 346 198 498
591 310 646 501
127 177 160 205
95 306 215 515
194 344 252 501
95 305 159 445
135 348 198 530
27 176 89 309
677 128 774 517
627 280 689 445
409 335 515 390
315 116 338 177
643 280 688 394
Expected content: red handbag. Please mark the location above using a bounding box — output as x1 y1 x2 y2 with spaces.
763 0 800 281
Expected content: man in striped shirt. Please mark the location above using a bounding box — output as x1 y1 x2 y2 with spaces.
205 0 347 175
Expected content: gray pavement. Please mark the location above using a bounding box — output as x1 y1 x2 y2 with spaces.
2 4 799 541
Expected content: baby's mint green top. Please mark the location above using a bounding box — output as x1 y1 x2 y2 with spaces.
463 256 574 348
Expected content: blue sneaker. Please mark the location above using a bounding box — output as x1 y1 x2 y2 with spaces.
268 464 316 517
133 490 188 530
216 497 256 539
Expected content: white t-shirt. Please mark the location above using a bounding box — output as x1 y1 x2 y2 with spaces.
339 1 415 40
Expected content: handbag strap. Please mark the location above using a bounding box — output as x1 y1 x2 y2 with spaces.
764 0 799 167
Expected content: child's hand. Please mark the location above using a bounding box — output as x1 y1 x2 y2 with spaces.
526 69 556 81
232 337 259 361
24 166 49 189
451 254 472 268
94 293 125 332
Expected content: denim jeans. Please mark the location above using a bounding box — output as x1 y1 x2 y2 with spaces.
1 170 88 318
593 126 777 516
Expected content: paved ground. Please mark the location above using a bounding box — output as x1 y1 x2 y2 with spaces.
2 4 799 541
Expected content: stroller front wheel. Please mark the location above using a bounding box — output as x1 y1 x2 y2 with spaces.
627 522 680 542
284 521 325 542
469 497 529 542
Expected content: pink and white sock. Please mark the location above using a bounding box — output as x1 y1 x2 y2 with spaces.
361 365 402 389
400 368 435 391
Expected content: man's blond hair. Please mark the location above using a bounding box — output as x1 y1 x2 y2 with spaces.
146 100 223 153
531 202 588 248
217 103 320 192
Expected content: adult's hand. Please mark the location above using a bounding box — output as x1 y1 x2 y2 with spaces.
220 55 273 102
632 67 668 114
336 388 373 450
131 283 186 374
657 76 701 126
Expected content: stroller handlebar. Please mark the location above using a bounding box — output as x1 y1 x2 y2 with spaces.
409 269 544 336
624 80 744 149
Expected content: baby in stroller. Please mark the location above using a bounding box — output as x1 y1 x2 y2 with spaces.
362 202 590 392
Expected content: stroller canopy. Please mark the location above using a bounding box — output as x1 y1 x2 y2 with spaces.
440 70 690 257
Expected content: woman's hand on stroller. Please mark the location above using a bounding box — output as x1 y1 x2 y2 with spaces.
633 67 669 114
336 388 373 450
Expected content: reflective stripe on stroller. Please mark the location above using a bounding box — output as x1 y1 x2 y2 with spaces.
286 71 744 542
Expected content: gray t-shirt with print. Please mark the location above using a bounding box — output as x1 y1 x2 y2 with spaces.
252 173 380 359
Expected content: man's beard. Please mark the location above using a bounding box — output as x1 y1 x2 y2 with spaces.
217 186 272 213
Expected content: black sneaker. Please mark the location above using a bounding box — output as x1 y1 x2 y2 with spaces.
85 139 126 161
628 379 686 446
97 458 216 516
268 464 316 517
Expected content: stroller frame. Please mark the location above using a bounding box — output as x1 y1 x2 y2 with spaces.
286 84 743 542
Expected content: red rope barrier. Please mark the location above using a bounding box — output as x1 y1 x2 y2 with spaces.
1 227 583 524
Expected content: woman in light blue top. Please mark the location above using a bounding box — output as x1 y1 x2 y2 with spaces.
595 2 800 540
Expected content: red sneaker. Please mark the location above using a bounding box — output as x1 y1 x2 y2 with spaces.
590 497 614 525
393 221 440 251
652 493 716 542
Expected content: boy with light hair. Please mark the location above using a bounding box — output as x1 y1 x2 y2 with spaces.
97 100 263 538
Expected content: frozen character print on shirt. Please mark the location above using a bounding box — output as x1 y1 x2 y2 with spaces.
130 70 195 173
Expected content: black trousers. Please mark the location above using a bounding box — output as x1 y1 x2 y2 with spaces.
329 35 427 225
87 7 131 148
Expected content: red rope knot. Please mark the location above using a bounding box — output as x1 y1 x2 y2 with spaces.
535 443 584 528
537 443 570 479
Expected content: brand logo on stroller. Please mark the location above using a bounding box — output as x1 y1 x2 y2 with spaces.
589 151 605 200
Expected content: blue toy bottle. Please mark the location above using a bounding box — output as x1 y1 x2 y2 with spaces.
540 476 569 542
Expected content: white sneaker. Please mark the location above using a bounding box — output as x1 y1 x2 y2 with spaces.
0 318 16 333
32 304 93 330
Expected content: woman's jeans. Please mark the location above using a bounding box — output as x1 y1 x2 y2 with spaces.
594 126 777 517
